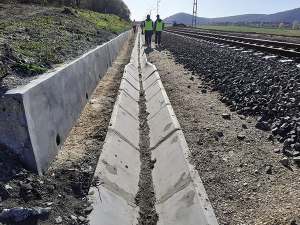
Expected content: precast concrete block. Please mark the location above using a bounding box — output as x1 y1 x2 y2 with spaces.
127 63 139 75
88 185 139 225
141 63 157 81
140 56 149 72
0 30 133 174
146 89 170 120
117 91 139 120
119 79 139 102
148 104 180 149
122 71 140 90
93 130 140 199
143 71 160 91
156 182 216 225
125 64 139 81
144 80 165 102
153 130 218 225
109 103 139 149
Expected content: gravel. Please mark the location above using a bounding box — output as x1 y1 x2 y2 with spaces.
163 31 300 158
145 32 300 224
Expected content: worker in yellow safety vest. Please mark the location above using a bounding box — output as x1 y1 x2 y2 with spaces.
132 19 137 33
143 15 153 48
154 15 164 46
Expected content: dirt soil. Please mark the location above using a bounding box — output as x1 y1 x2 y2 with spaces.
0 3 130 97
0 32 136 224
144 39 300 225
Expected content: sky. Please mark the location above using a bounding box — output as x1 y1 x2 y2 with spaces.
124 0 300 21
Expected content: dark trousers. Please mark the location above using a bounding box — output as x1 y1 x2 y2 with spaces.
145 30 153 45
133 26 136 33
155 31 162 44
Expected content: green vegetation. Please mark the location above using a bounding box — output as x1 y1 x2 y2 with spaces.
77 10 131 33
196 25 300 36
12 62 45 74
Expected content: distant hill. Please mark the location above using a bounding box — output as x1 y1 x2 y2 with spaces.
163 7 300 24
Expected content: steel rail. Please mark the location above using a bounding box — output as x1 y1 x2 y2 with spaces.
164 28 300 58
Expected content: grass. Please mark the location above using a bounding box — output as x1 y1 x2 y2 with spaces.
196 25 300 36
77 10 131 33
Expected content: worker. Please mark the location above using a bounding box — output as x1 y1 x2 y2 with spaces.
132 19 137 33
144 15 153 48
140 22 144 35
154 15 164 45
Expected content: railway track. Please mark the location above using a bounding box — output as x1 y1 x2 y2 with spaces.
164 27 300 59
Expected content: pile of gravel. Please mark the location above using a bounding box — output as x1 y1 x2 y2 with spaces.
162 32 300 155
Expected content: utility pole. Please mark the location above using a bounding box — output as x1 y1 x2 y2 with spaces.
192 0 197 29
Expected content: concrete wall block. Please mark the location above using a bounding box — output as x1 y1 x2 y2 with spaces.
146 89 170 120
152 130 218 225
88 186 139 225
122 71 140 91
117 91 139 120
109 102 139 149
148 104 181 149
0 30 133 174
119 79 139 102
144 80 165 102
143 71 160 91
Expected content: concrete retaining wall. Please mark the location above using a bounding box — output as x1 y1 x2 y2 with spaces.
0 30 132 174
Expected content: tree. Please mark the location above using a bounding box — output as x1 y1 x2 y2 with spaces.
279 22 284 29
293 20 299 29
260 22 263 27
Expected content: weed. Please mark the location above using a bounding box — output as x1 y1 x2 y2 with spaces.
13 47 34 57
12 62 45 74
74 41 79 44
0 22 8 28
22 41 43 50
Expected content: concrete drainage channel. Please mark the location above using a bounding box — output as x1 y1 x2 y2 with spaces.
88 32 219 224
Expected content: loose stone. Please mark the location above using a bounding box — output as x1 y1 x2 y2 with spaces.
281 157 289 166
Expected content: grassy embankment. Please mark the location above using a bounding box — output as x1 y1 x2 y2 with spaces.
0 6 131 73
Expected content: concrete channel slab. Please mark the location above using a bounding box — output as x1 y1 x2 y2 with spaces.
125 64 139 81
109 103 139 149
93 130 140 199
117 91 139 120
146 89 170 120
148 104 181 149
123 71 140 91
155 182 216 225
119 79 139 102
152 130 218 225
88 185 139 225
141 63 157 81
143 71 161 90
144 80 165 102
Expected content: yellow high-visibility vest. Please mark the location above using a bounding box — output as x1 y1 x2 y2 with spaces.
156 21 163 31
144 20 153 31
